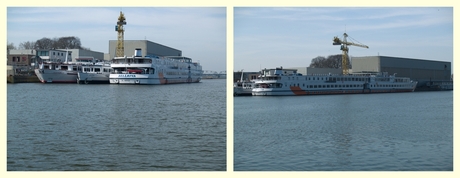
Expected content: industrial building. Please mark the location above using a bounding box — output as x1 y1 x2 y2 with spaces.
108 40 182 59
63 48 104 61
352 56 452 88
8 49 104 63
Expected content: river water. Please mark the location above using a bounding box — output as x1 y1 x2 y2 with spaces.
234 91 453 171
7 79 226 171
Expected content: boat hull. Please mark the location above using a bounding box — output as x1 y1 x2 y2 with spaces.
109 73 201 85
252 87 417 96
78 73 110 84
34 69 78 83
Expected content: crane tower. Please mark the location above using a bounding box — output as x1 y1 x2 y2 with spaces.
333 33 368 75
115 11 127 57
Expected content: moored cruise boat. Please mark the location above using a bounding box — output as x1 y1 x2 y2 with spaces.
34 50 79 83
35 55 107 83
77 62 113 84
234 80 256 96
35 62 80 83
109 49 202 84
252 67 418 96
234 69 256 96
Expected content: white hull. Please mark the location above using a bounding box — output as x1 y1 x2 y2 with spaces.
252 87 417 96
252 67 418 96
109 73 201 84
233 81 255 96
77 64 112 84
78 73 110 84
34 68 78 83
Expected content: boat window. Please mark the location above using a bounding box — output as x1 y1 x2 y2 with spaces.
94 68 101 72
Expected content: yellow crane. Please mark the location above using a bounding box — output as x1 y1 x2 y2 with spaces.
333 33 369 74
116 11 127 57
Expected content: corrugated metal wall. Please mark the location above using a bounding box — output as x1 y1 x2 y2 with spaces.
352 56 451 87
380 56 451 81
352 56 380 73
109 40 181 59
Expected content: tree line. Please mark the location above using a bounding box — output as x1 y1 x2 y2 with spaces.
7 36 90 50
7 37 351 69
309 54 351 69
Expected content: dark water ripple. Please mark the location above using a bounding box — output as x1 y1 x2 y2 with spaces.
234 91 453 171
7 80 226 171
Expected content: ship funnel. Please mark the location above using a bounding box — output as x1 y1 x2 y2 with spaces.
134 48 142 57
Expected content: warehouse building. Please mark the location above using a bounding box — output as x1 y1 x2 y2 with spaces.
61 48 104 62
352 56 452 88
108 40 182 59
8 49 104 63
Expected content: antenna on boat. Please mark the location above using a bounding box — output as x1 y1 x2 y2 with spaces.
64 49 68 63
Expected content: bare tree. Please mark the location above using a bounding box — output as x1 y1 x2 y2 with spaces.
34 37 54 49
7 42 16 50
55 36 82 49
309 54 350 69
309 56 327 68
18 41 36 49
326 54 343 69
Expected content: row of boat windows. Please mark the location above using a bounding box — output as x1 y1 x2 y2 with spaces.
280 76 410 83
165 72 202 76
112 59 198 69
257 83 411 88
82 68 113 73
285 76 370 82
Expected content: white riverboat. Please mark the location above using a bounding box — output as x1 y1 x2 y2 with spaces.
77 62 113 84
234 81 256 96
35 62 79 83
109 49 202 84
35 54 110 83
234 69 256 96
252 67 418 96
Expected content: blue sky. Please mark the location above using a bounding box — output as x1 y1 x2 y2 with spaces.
7 7 226 72
234 7 453 72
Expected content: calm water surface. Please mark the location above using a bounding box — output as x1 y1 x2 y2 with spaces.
234 91 453 171
7 79 226 171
